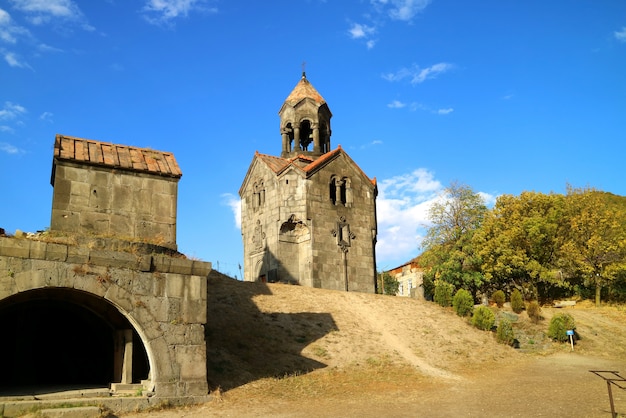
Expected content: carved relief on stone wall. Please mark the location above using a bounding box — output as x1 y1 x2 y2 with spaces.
278 214 310 243
252 179 265 212
251 219 266 253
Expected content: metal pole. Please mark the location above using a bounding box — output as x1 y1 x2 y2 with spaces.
607 381 616 418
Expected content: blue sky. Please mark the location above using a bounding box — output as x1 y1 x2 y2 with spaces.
1 0 625 276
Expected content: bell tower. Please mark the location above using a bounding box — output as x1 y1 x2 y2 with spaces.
279 72 332 158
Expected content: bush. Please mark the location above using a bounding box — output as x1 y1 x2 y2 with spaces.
434 280 454 307
510 289 524 313
452 289 474 317
548 313 576 342
527 300 542 323
492 290 505 308
496 318 515 346
471 306 495 331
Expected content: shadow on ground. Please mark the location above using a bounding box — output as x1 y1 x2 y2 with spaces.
205 271 338 391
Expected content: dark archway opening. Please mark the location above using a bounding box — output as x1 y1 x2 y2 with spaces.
0 289 149 393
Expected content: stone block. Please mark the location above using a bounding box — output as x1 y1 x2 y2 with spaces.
152 254 171 273
40 406 102 418
67 245 90 264
165 274 185 298
0 237 30 258
182 298 206 324
137 255 152 272
89 249 139 270
176 345 208 380
45 242 68 262
29 240 47 259
191 260 212 277
168 258 193 275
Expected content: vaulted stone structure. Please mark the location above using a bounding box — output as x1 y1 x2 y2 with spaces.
240 73 378 292
0 135 210 414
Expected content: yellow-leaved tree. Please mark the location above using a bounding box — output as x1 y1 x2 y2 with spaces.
559 187 626 307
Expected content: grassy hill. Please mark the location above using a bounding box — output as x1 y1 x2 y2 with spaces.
121 273 626 417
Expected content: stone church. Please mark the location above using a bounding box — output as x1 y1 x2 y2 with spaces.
239 73 378 293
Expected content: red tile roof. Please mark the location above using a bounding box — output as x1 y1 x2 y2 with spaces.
53 134 182 178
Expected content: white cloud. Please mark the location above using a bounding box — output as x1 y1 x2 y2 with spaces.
615 27 626 43
142 0 217 25
0 141 20 154
222 193 241 229
376 168 443 266
8 0 85 25
387 100 406 109
382 63 453 85
437 108 453 115
38 43 63 53
0 101 27 120
348 0 431 48
385 0 431 21
348 22 375 39
39 111 53 122
3 50 31 68
0 7 31 44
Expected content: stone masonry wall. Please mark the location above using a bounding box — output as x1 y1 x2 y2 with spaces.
0 236 210 399
307 155 377 293
51 162 178 249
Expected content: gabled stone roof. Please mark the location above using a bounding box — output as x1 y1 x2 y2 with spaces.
53 134 182 178
252 146 377 187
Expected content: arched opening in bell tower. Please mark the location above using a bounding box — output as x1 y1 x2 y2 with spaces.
299 120 313 151
0 288 150 394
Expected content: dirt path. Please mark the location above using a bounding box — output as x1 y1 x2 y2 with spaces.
349 295 461 380
125 353 626 417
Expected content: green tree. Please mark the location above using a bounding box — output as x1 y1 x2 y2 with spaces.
421 182 488 297
510 289 524 313
496 318 515 346
474 191 566 303
471 306 495 331
434 280 454 307
559 187 626 307
452 288 474 317
378 272 400 296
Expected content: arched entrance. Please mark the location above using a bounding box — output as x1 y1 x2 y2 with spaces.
0 288 149 393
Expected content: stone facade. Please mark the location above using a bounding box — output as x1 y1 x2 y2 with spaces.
240 74 378 292
389 260 424 298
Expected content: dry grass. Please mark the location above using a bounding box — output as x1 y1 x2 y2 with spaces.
124 274 626 417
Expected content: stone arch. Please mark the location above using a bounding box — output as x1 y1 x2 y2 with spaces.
0 287 151 391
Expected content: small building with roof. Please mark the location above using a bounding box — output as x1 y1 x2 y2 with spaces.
239 73 378 292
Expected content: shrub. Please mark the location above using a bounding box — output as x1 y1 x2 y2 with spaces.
510 289 524 313
471 306 495 331
434 280 454 307
492 290 505 308
527 300 542 323
496 318 515 346
452 289 474 317
547 313 576 342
